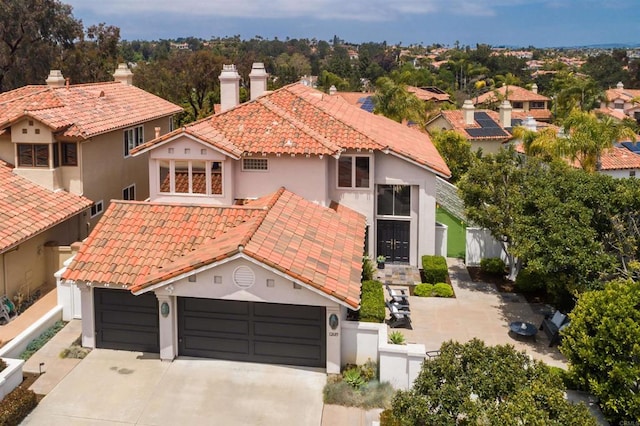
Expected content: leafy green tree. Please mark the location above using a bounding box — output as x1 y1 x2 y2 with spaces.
62 23 121 84
382 339 596 425
560 279 640 424
581 53 629 89
372 77 426 125
0 0 82 91
551 72 602 121
432 130 473 183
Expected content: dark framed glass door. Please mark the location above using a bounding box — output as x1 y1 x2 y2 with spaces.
377 220 410 263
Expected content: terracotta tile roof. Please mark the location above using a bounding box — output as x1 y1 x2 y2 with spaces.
0 160 93 253
597 106 630 121
512 109 553 121
474 86 550 104
0 82 182 139
62 188 366 308
406 86 451 102
438 109 512 140
600 145 640 170
605 87 640 103
334 92 371 106
134 84 451 178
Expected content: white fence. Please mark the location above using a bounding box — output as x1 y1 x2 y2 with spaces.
465 227 506 266
341 321 426 390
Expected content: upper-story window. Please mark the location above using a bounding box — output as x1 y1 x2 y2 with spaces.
512 101 524 109
123 184 136 200
242 158 268 171
338 155 370 188
530 101 545 110
377 185 411 216
614 101 624 110
52 142 78 167
124 125 144 157
17 144 49 167
159 159 222 195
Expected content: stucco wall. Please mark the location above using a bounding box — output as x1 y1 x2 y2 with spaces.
601 169 639 179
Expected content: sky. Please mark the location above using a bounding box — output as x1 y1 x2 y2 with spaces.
64 0 639 48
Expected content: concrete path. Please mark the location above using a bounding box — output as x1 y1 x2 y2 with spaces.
23 349 326 425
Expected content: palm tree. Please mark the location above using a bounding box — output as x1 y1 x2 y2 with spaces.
372 77 426 126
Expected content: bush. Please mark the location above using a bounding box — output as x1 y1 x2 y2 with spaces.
514 268 547 293
480 257 506 275
359 280 385 323
421 255 448 284
432 283 454 298
388 331 405 345
0 359 6 374
343 368 366 390
560 279 640 424
361 256 375 282
20 320 67 360
413 283 433 297
383 339 597 425
0 386 38 426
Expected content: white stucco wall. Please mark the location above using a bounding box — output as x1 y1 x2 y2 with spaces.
600 169 639 179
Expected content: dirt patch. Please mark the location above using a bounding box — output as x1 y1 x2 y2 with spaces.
20 372 45 402
467 267 550 304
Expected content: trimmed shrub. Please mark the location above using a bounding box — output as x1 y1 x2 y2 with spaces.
514 268 547 293
413 283 434 297
361 256 375 282
432 283 454 298
20 320 67 360
480 257 506 275
421 255 448 284
0 386 38 426
359 280 385 323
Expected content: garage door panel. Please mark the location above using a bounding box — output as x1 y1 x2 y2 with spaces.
183 316 249 335
178 298 325 368
253 322 323 340
94 288 159 353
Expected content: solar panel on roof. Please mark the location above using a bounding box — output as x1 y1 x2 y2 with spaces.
466 127 508 138
474 111 500 128
621 141 640 153
360 97 375 113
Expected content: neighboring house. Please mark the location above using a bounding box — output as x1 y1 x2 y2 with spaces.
600 82 640 123
59 63 450 372
474 84 552 122
407 86 452 105
0 64 183 230
1 160 91 303
426 100 515 154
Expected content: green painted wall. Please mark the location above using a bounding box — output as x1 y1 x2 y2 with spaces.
436 207 466 258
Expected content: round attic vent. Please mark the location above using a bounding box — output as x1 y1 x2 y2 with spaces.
233 266 255 289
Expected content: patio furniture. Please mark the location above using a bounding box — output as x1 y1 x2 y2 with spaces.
539 310 569 347
509 321 538 341
0 296 16 324
386 300 411 329
385 285 410 305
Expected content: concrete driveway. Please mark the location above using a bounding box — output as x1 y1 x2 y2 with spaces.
22 349 326 425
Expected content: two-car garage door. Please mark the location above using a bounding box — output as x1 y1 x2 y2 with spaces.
93 289 326 368
178 298 326 368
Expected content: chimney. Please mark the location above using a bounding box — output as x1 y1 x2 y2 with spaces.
462 99 475 126
329 85 337 95
113 63 133 85
249 62 268 101
219 64 241 112
531 83 538 94
499 100 512 128
616 81 624 90
46 70 66 87
523 116 537 132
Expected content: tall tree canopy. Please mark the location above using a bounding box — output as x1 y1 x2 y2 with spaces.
373 77 426 125
0 0 82 91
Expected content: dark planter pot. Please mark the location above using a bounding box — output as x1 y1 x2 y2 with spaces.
377 262 385 270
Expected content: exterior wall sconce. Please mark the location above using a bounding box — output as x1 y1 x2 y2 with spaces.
160 302 170 318
266 279 275 287
329 313 339 330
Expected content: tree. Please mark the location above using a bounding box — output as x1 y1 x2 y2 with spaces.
372 77 426 125
382 339 597 425
431 130 473 183
458 147 525 280
62 23 121 84
560 279 640 424
581 53 629 89
551 72 602 121
0 0 82 91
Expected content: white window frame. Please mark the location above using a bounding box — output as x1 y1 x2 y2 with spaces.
122 184 136 201
90 200 104 218
124 125 144 157
337 155 371 189
158 159 223 196
242 158 269 171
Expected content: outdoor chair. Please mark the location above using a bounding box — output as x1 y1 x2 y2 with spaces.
539 310 569 347
385 284 410 305
386 300 411 328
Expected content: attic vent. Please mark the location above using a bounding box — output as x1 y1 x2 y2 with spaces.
99 90 105 98
233 266 255 289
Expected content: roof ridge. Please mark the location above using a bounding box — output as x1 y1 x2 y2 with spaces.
0 86 53 107
237 187 286 248
256 96 342 154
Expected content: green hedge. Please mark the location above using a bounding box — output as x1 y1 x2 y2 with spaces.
480 257 506 275
0 386 37 426
20 320 67 360
414 283 434 297
514 268 547 293
433 283 454 298
359 280 385 323
421 255 448 284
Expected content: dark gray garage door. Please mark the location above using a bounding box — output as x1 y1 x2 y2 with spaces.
178 298 326 368
94 288 159 353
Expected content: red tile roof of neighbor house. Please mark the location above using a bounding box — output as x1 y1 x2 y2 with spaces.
406 86 451 102
62 188 366 308
605 87 640 103
474 85 550 104
513 143 640 171
133 83 451 178
0 160 93 253
0 82 182 139
438 109 513 140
